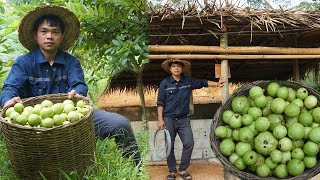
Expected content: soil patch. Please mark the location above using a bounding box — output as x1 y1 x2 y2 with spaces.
146 162 224 180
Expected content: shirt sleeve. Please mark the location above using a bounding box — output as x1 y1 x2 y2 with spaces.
0 57 28 107
157 80 166 107
190 77 208 89
67 57 88 96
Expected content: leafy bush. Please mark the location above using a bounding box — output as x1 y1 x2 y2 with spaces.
85 76 109 105
0 135 16 179
303 70 320 91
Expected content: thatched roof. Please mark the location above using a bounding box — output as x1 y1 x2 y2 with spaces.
109 2 320 89
148 3 320 45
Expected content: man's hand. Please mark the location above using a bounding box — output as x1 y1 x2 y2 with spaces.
68 90 77 99
208 77 227 87
4 97 22 109
218 77 226 87
158 119 165 130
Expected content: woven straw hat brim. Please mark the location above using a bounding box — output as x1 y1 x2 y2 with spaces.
161 59 191 73
18 4 80 52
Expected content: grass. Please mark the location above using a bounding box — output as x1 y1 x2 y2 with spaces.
0 134 15 179
0 129 150 180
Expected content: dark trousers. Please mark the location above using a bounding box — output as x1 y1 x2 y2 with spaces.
164 117 194 173
93 109 141 166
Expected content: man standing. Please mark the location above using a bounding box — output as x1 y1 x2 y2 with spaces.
157 59 224 180
0 4 141 167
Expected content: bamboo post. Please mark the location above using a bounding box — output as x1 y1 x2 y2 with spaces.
293 35 300 81
220 33 229 104
184 61 195 115
293 60 300 81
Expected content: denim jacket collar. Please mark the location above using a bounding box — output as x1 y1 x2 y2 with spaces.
170 75 185 83
34 48 65 65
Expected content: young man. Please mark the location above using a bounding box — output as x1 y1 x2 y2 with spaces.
0 5 141 167
157 59 225 180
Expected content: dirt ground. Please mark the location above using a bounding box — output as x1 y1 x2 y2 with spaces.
146 163 320 180
146 162 225 180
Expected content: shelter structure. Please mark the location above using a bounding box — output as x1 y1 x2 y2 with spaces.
110 2 320 103
106 2 320 166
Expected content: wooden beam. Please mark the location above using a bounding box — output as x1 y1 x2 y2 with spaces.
148 54 320 60
149 45 320 55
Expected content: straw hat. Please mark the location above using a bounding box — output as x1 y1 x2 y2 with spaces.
161 59 191 73
18 4 80 51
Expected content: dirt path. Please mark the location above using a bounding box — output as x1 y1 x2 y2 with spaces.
147 162 225 180
147 163 320 180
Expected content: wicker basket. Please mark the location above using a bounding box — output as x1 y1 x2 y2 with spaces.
211 80 320 180
0 94 96 180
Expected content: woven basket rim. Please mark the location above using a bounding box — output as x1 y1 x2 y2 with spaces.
211 80 320 180
0 93 93 132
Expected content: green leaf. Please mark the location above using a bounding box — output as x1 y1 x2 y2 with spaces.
112 39 121 47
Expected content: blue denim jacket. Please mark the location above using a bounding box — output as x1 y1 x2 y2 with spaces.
157 75 208 119
0 48 88 107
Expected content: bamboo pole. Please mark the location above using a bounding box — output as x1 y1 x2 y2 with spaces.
293 60 300 80
184 63 195 116
148 54 320 60
293 35 300 81
220 33 229 104
149 45 320 55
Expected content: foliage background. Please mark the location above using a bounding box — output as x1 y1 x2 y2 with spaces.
0 0 149 103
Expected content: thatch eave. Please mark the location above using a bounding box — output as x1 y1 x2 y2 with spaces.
148 3 320 32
